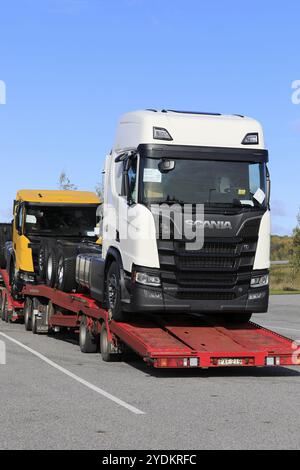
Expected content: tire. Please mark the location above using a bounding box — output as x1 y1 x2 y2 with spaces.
9 259 22 300
0 291 5 321
79 316 97 353
38 242 49 283
3 296 9 323
24 298 33 332
100 324 113 362
46 248 58 288
223 312 252 324
32 307 37 334
106 262 126 322
57 248 77 293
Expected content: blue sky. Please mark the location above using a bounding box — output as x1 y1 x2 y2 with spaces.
0 0 299 234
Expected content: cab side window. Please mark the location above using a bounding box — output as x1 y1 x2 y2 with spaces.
127 157 137 203
15 205 24 235
122 156 138 203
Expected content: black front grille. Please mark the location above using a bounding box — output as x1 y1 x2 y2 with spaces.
177 291 236 301
177 240 238 255
158 236 258 301
177 272 236 287
178 256 235 270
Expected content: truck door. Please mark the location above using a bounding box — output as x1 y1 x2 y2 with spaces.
13 203 34 273
103 153 139 272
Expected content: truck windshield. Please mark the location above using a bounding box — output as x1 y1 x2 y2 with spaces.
141 158 267 208
24 205 98 237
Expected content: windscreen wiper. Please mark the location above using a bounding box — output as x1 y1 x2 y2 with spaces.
145 198 186 205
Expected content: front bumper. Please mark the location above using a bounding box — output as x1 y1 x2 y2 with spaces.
125 283 269 315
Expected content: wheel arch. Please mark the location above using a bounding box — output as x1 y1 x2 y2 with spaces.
104 247 130 306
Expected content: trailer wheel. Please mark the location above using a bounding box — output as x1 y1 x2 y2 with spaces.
46 249 58 288
24 298 33 331
3 296 9 323
79 316 97 353
32 309 37 334
223 312 252 324
106 262 126 322
0 291 5 321
100 324 114 362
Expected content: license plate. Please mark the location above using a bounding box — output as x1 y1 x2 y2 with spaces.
217 358 243 366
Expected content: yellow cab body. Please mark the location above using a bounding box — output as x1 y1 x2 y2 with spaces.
13 190 100 275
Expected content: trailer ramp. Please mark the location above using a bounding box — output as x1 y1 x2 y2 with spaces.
111 315 298 369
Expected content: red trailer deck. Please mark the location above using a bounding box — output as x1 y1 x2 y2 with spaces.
0 269 298 369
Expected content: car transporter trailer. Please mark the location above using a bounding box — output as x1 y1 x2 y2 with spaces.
0 269 298 369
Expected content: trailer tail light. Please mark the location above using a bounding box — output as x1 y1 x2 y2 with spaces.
156 357 199 368
189 358 199 367
266 356 281 366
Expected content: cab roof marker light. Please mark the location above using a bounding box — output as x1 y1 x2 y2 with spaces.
153 127 173 141
242 133 259 145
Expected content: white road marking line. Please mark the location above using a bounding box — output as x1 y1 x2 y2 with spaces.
259 325 300 334
0 332 145 416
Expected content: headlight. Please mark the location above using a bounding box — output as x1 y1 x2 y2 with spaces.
248 291 266 300
134 271 161 287
251 274 269 288
20 273 35 283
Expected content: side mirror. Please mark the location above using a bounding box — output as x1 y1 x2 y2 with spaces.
158 159 176 173
115 149 137 163
115 153 127 163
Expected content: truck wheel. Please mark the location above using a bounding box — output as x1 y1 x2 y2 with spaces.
24 298 33 331
46 249 58 288
57 249 77 293
79 316 97 353
223 313 252 324
106 262 126 322
38 242 49 283
100 324 113 362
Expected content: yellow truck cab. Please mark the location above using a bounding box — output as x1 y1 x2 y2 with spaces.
9 190 100 294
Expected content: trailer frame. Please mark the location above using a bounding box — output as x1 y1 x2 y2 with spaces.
0 269 299 369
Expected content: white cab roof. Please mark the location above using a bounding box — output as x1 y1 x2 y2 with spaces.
113 110 265 152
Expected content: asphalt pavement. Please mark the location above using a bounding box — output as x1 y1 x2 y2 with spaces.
0 295 299 450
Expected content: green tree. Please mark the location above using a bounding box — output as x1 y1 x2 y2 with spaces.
290 210 300 288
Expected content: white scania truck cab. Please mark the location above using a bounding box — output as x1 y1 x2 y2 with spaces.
76 110 271 323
